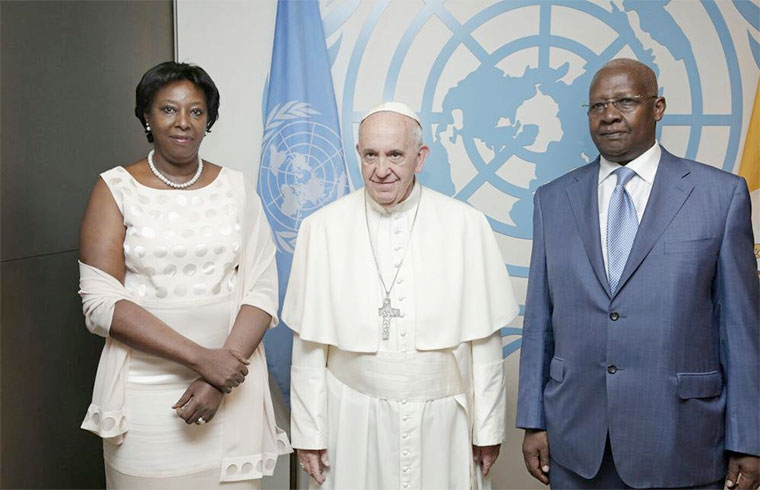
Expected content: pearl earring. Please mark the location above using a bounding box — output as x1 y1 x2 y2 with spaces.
145 123 151 132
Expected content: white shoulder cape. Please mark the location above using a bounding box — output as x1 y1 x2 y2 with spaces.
282 186 519 352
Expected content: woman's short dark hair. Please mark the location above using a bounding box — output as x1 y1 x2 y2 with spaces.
135 61 220 143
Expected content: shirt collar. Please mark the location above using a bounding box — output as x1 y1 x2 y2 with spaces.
598 141 661 186
366 179 421 215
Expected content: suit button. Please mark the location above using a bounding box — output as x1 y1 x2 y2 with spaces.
607 365 617 374
610 312 619 321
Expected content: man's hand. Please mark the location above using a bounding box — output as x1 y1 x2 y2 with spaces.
522 429 550 485
473 444 500 477
173 379 224 425
297 448 329 485
726 453 760 490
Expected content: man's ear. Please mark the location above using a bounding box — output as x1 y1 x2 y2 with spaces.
415 145 430 173
653 96 666 122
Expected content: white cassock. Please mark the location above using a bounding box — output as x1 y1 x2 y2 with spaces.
283 182 519 490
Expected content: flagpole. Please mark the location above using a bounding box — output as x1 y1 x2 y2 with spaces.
290 453 298 490
257 1 351 486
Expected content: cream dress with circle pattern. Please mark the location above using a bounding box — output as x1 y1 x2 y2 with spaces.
98 166 274 489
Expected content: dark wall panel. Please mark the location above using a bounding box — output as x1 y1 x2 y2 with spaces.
1 1 173 487
1 252 104 488
1 0 174 262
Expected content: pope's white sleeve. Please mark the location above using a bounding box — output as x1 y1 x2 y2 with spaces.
471 331 507 446
290 333 328 449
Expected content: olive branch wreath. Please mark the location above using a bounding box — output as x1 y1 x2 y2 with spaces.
262 101 320 143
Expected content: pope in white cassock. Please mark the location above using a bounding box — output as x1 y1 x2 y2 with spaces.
282 102 519 490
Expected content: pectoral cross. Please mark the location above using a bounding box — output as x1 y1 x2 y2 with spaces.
378 295 401 340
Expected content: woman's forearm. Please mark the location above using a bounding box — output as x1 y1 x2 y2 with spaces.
110 299 249 392
109 299 205 370
223 304 271 357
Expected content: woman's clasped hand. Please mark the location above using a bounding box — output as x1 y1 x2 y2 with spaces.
193 347 250 393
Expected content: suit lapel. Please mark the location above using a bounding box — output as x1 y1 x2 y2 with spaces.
566 160 610 298
613 148 694 298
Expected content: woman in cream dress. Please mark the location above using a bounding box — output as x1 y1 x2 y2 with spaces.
78 62 290 489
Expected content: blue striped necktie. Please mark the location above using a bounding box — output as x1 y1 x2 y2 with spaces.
607 166 638 295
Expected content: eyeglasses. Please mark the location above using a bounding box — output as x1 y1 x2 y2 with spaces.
583 95 657 116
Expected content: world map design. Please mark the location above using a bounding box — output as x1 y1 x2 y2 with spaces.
336 0 745 357
259 102 348 253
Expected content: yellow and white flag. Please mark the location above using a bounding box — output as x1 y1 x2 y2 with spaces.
738 78 760 277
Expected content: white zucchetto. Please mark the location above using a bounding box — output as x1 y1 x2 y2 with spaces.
361 101 421 127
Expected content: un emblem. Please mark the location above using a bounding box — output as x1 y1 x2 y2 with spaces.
336 0 744 356
259 102 348 253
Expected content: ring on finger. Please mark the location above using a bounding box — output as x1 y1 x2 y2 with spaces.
196 416 206 425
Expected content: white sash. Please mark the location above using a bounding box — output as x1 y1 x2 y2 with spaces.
327 347 463 401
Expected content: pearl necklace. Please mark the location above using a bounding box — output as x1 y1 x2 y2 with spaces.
147 149 203 189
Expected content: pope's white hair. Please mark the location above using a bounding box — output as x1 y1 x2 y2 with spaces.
410 121 423 147
360 101 424 147
359 112 424 148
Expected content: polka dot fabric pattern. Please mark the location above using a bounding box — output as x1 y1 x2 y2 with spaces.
102 166 241 304
83 169 290 483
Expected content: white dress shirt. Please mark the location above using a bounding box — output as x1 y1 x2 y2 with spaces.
598 142 661 275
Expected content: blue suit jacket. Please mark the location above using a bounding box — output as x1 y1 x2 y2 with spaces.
516 148 759 487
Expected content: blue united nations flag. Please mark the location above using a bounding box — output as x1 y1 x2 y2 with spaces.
257 0 350 404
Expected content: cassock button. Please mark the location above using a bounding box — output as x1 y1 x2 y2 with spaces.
402 415 409 422
607 365 617 374
400 331 407 337
401 399 407 405
403 483 409 488
403 466 409 473
402 433 409 439
403 450 409 456
610 312 619 321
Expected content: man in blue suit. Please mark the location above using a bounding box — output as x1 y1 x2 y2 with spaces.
516 58 759 489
